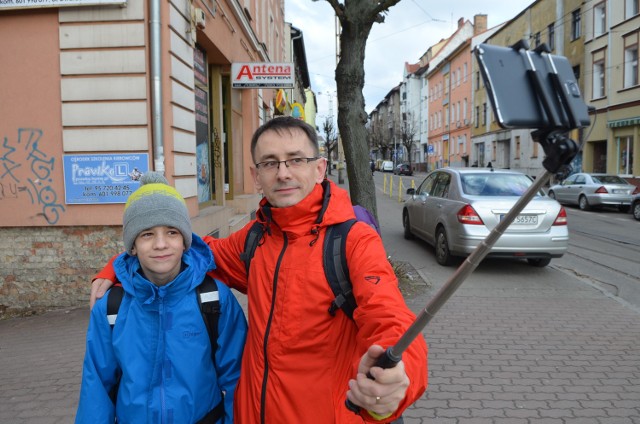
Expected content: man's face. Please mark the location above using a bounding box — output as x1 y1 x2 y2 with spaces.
251 127 326 208
131 226 184 286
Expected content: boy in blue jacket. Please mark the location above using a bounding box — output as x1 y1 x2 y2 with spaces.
76 172 247 424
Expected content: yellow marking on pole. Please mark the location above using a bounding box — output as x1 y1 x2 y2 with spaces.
389 175 394 198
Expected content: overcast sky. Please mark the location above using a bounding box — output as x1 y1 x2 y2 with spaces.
284 0 535 125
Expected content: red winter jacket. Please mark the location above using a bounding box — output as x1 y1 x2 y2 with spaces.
95 180 428 423
205 180 427 423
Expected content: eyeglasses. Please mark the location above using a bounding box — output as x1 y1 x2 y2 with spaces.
254 157 320 172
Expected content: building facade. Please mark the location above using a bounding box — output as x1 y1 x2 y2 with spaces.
582 0 639 183
0 0 310 314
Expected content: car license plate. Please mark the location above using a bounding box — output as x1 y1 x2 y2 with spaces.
501 214 538 225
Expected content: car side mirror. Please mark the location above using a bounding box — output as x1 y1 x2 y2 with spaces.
406 188 416 195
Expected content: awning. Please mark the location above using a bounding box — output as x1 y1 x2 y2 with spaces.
607 117 640 128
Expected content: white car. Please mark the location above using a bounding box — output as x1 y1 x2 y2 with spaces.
381 161 394 172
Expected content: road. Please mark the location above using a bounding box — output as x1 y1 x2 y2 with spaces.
368 170 640 423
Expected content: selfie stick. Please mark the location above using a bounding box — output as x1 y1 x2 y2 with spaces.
347 41 586 415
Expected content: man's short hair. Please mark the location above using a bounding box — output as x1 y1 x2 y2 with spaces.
250 117 319 161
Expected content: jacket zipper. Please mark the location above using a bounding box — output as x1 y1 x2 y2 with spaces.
159 296 167 424
260 232 288 424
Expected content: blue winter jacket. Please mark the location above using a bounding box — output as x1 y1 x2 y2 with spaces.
76 234 247 424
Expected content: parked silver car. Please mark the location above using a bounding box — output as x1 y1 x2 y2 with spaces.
547 173 637 212
403 168 569 267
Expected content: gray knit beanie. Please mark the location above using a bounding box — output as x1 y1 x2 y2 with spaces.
122 171 192 253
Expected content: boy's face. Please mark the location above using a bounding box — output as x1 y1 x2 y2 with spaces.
250 127 326 208
131 226 185 286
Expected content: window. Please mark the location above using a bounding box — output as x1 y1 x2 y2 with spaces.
571 8 581 40
592 49 606 98
624 33 639 88
617 136 634 175
548 23 555 50
463 98 467 121
482 103 487 125
533 32 541 47
594 2 606 37
475 106 479 128
463 63 468 82
515 136 521 159
593 60 605 98
475 71 480 91
626 0 639 18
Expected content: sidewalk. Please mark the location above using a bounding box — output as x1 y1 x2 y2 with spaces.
1 172 639 423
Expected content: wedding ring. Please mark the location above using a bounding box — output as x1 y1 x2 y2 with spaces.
375 396 381 403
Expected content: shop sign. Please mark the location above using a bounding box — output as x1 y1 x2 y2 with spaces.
231 62 294 88
62 153 148 204
0 0 126 10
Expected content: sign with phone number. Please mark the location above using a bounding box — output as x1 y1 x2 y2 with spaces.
62 153 149 204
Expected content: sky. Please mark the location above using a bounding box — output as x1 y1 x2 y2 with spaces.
284 0 535 125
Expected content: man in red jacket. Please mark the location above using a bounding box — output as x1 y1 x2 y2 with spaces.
92 117 427 423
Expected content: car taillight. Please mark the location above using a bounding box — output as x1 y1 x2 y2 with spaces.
457 204 484 225
595 186 608 194
553 207 568 226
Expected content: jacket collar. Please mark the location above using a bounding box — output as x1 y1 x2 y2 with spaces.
256 179 356 238
114 234 215 305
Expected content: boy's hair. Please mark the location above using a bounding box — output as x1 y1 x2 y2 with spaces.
122 171 192 253
250 116 320 162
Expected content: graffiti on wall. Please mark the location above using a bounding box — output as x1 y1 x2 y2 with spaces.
0 128 65 224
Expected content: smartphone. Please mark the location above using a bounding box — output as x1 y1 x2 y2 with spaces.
474 43 590 130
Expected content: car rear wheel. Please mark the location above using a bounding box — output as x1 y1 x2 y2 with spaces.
578 195 591 211
403 211 414 240
633 201 640 221
527 258 551 267
548 190 556 200
435 227 453 266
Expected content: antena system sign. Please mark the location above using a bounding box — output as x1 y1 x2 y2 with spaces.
231 62 294 88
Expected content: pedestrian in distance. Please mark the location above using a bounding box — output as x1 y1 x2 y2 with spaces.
91 117 428 423
371 160 376 175
77 172 247 424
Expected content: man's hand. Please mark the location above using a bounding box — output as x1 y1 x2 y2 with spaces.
90 278 114 309
346 345 410 418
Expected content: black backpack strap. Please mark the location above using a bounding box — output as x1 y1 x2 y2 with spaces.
105 285 124 404
197 275 220 362
106 285 124 329
240 221 265 276
323 219 358 320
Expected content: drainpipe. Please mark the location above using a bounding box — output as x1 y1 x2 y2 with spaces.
290 27 303 103
149 0 165 173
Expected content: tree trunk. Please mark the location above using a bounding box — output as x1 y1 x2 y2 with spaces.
324 0 402 222
335 6 377 218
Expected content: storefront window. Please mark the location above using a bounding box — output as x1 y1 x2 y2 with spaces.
617 136 634 175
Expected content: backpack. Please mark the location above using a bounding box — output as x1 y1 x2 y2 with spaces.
239 205 380 320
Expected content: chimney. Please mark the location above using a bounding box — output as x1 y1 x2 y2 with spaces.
458 17 465 28
474 14 488 35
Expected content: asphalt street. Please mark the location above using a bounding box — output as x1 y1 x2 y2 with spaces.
1 171 639 423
